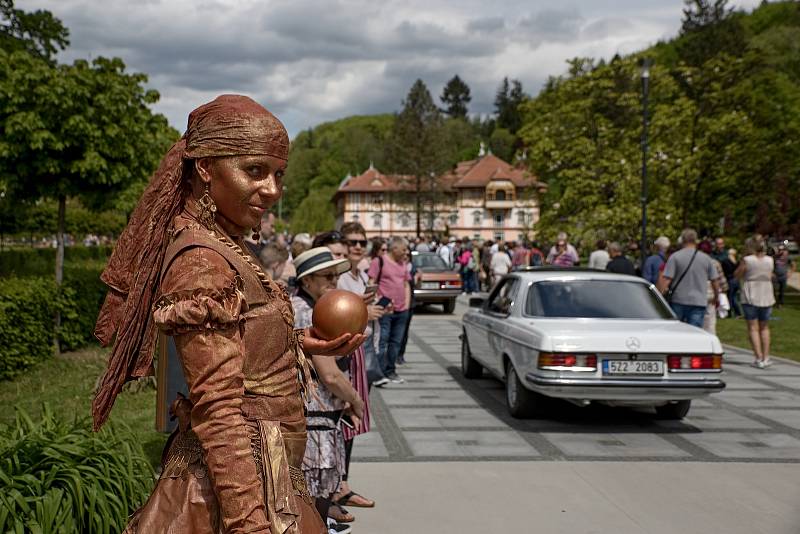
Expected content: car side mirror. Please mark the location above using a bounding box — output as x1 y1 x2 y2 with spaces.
469 297 485 308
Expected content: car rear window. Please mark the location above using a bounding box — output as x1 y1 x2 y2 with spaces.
413 254 448 270
525 280 674 319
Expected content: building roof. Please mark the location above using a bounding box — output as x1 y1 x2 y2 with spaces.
451 154 542 189
336 154 545 194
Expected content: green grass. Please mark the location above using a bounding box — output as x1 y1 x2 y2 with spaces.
0 346 167 468
716 288 800 362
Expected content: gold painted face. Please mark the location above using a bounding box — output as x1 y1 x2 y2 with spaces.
206 154 286 234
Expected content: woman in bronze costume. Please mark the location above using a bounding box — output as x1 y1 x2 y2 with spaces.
92 95 364 534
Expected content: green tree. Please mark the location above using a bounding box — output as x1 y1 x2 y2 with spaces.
677 0 748 66
494 77 528 134
386 79 446 236
0 50 177 349
283 114 393 229
440 75 471 119
0 0 68 61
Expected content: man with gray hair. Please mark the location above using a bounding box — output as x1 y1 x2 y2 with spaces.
660 229 720 328
643 236 670 285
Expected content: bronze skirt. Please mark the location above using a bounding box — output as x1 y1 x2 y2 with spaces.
124 396 325 534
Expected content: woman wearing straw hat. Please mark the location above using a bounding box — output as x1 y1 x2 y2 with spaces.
92 95 365 534
290 247 365 531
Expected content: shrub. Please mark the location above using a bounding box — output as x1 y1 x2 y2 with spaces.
0 264 106 380
0 405 154 533
0 247 111 278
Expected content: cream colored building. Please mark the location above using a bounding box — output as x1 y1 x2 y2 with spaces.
334 154 546 241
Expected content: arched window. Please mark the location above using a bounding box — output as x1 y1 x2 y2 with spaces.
372 213 382 228
399 213 410 228
448 212 458 225
495 190 506 201
472 210 482 226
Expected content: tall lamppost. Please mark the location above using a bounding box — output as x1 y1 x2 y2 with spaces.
640 58 652 270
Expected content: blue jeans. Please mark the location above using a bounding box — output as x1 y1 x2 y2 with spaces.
727 278 742 317
363 323 384 384
671 303 706 328
378 310 410 377
463 269 478 293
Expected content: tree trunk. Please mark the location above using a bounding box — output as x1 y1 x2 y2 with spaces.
54 194 66 355
415 174 421 237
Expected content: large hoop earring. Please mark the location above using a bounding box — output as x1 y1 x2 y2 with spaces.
198 182 217 229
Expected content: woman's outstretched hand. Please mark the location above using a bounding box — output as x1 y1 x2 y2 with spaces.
303 328 367 356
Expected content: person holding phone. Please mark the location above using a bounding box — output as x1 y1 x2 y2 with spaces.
291 248 365 529
368 236 412 385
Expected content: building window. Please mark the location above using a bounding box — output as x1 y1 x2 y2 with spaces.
494 231 504 241
472 210 482 226
399 212 410 228
494 211 504 227
352 193 360 211
517 210 529 226
448 212 458 225
495 190 506 201
372 213 382 228
352 214 359 221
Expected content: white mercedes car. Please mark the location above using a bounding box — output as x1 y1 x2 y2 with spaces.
461 268 726 420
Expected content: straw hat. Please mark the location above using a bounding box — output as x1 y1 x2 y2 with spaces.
293 247 350 280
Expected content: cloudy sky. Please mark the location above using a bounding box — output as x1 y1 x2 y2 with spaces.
21 0 761 138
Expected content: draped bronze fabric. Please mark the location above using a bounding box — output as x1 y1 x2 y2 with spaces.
92 95 290 431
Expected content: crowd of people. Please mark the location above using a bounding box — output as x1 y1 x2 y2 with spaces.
247 220 796 534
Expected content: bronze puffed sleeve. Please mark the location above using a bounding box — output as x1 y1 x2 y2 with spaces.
154 247 269 534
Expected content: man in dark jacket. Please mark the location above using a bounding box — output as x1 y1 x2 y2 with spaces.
606 242 636 275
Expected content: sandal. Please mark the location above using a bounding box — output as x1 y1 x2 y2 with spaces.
328 504 355 523
334 490 375 508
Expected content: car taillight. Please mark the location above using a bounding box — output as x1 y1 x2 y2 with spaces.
538 352 597 370
667 354 722 371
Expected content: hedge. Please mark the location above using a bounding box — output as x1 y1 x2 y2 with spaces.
0 247 112 278
0 405 154 533
0 264 107 380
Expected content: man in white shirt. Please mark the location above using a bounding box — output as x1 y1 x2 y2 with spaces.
490 245 512 287
588 239 610 270
437 240 452 268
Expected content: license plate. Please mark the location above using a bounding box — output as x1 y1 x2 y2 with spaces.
603 360 664 375
421 282 439 289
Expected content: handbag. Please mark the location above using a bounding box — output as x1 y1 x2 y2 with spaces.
665 249 698 303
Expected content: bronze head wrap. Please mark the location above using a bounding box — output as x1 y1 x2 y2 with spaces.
92 95 289 431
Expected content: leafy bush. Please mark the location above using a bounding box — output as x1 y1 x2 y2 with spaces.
0 247 111 278
0 406 154 533
0 264 106 380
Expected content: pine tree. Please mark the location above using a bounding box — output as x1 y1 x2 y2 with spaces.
440 75 471 119
387 79 445 236
494 77 527 134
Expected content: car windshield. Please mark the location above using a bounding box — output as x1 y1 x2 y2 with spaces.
413 254 448 270
525 280 674 319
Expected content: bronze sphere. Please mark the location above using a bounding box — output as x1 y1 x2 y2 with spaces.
312 289 369 340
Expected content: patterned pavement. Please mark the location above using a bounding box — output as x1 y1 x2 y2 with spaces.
353 306 800 464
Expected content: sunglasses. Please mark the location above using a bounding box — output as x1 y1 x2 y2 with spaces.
312 272 340 281
315 231 343 246
346 239 368 247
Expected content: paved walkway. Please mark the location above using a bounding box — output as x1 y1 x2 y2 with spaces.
347 298 800 533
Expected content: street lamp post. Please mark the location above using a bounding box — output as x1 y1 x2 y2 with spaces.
640 58 652 270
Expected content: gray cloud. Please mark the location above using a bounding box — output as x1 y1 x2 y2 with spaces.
19 0 763 136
